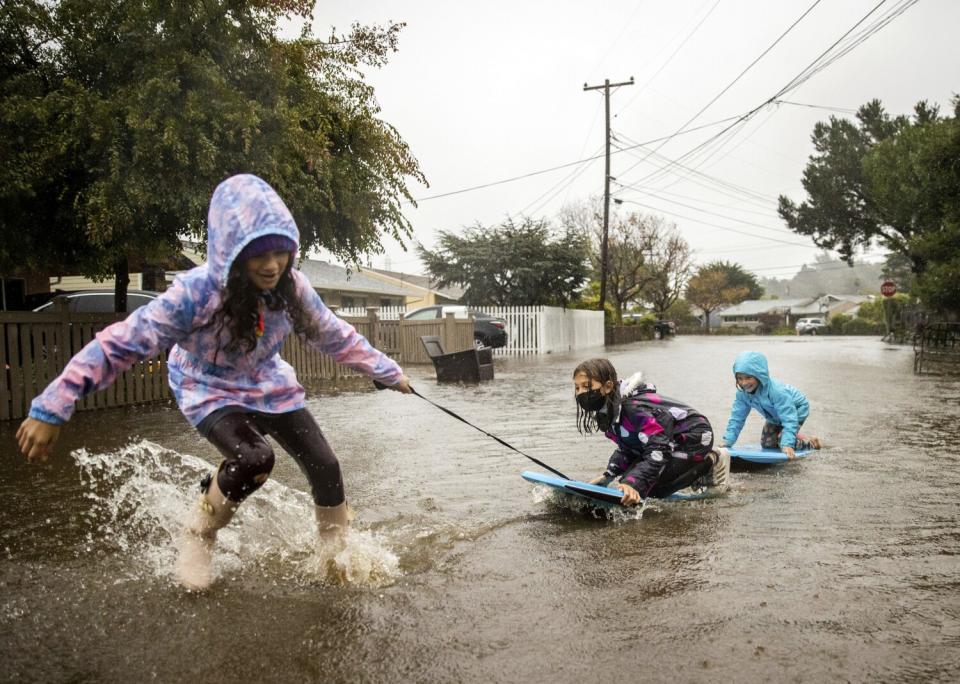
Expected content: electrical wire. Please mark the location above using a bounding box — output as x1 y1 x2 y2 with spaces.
411 114 741 203
615 197 812 246
615 0 825 183
618 0 909 192
615 0 723 116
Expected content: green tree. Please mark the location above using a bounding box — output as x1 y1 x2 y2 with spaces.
417 217 589 306
778 99 928 268
0 1 423 309
712 260 764 299
864 106 960 314
685 262 751 333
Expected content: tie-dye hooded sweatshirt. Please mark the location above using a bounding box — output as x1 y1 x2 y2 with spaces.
28 174 404 427
601 373 713 495
722 351 809 449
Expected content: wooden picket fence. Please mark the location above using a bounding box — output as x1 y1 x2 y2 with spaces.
0 307 473 421
0 310 171 422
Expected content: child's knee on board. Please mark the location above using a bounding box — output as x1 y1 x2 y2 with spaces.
760 423 781 449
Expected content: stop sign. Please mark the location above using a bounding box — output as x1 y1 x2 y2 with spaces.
881 280 897 297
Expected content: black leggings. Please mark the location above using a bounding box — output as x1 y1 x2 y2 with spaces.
647 425 715 498
760 420 812 450
205 409 344 506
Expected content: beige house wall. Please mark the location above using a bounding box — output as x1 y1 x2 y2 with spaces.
358 270 463 310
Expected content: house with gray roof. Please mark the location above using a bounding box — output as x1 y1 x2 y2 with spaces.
296 259 410 309
718 294 874 331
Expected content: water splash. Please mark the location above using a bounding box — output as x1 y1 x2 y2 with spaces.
71 440 402 588
529 484 649 522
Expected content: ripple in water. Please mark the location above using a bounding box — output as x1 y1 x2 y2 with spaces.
71 440 401 588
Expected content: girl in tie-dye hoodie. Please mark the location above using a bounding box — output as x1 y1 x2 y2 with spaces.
573 358 729 506
16 174 411 590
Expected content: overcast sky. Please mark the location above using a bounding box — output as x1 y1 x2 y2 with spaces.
302 0 958 280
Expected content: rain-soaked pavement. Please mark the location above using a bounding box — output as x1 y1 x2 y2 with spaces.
1 335 958 682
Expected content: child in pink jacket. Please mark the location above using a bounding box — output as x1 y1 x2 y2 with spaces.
16 174 411 590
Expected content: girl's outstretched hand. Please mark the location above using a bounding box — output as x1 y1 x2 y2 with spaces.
389 376 413 394
616 482 642 507
16 418 61 463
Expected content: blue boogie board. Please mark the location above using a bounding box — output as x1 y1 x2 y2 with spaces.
727 444 813 463
521 470 715 509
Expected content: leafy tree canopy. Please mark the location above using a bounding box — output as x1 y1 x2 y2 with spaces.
710 260 764 300
417 217 589 306
778 96 960 314
0 0 424 284
685 261 751 333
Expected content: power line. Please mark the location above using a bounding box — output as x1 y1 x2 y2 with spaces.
613 179 794 237
410 1 916 211
773 99 859 114
411 114 741 203
616 0 723 116
615 197 812 247
615 0 825 183
612 131 779 208
618 0 909 191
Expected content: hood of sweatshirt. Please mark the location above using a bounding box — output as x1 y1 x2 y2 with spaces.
206 174 300 288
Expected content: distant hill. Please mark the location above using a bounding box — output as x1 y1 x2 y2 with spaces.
758 254 885 299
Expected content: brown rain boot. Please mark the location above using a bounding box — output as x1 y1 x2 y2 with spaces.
175 474 239 591
314 501 354 547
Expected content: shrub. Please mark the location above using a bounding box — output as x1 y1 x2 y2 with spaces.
842 318 884 335
828 314 851 334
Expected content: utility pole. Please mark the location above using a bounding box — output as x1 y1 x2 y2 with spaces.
583 76 633 314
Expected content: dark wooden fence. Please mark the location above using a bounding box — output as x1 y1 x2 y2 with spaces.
605 325 655 345
913 322 960 374
0 307 473 421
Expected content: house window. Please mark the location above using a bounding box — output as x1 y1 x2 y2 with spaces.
341 296 355 308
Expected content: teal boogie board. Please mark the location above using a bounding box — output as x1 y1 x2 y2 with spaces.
521 470 714 508
727 444 813 463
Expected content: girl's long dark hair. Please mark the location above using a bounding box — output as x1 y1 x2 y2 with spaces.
201 257 321 360
573 358 619 434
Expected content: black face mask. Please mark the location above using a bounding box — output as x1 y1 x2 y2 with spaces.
577 388 606 413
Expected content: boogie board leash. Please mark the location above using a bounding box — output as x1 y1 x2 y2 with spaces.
376 381 571 480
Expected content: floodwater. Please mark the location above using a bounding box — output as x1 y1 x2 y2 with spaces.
1 336 958 682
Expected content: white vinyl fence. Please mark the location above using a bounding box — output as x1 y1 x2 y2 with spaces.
483 306 604 356
335 305 406 320
336 304 604 356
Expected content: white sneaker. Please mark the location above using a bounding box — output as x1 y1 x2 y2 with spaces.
703 447 730 490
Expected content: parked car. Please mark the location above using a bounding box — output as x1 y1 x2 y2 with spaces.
33 290 159 313
795 317 827 335
404 305 508 349
653 319 677 339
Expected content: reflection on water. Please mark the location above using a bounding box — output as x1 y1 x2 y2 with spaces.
1 336 958 682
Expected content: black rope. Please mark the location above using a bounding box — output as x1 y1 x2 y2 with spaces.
376 381 570 480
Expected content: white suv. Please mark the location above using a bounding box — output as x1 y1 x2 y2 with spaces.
795 317 827 335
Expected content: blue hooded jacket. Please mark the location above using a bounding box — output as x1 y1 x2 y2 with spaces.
722 351 809 449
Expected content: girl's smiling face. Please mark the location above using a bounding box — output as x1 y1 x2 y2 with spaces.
736 373 759 393
245 250 290 290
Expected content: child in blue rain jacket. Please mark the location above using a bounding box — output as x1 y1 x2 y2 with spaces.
719 351 821 459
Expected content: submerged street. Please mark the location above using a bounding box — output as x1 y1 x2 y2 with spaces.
2 336 958 682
